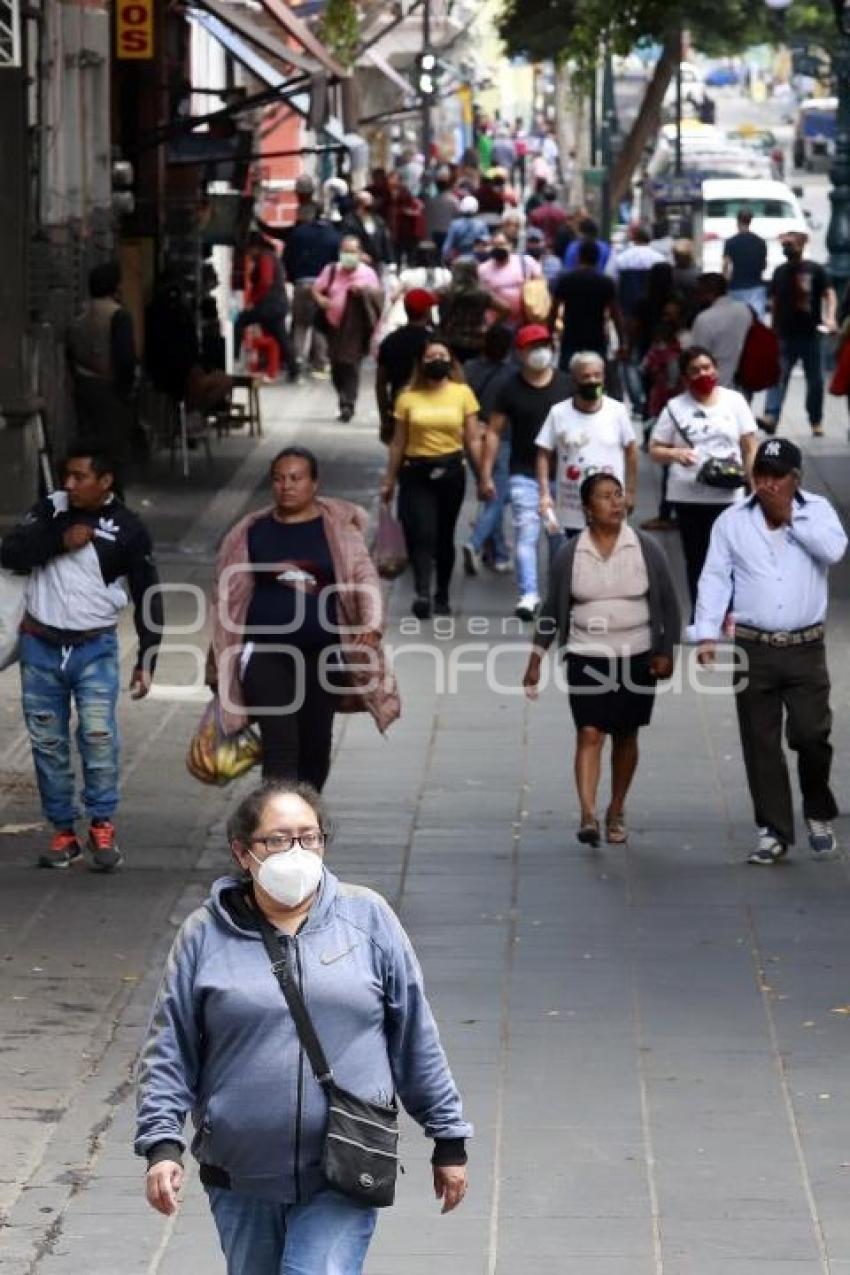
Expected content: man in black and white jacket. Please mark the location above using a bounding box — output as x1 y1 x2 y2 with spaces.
1 447 162 870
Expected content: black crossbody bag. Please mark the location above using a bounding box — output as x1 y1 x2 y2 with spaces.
667 404 746 491
256 914 400 1208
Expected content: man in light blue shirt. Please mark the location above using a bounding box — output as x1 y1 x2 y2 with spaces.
696 437 847 865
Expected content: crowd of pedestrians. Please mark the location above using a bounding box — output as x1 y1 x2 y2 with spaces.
2 144 849 1275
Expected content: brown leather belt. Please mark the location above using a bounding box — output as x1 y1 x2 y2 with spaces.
734 623 824 648
21 613 116 647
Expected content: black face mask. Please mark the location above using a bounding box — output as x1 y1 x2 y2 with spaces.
491 248 510 263
575 382 604 403
473 250 490 261
526 247 543 259
423 360 451 381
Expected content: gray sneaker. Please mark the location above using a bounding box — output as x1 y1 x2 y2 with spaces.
806 818 837 858
746 828 789 866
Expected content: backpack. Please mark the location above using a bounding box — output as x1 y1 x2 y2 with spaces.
736 313 780 392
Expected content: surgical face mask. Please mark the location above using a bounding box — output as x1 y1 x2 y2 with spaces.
525 347 553 371
339 251 360 270
423 359 451 381
575 381 603 403
249 845 323 908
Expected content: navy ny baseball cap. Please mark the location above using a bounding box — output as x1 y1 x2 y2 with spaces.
753 437 802 474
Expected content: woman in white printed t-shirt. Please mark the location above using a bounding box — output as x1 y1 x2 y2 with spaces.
650 345 758 613
535 350 638 540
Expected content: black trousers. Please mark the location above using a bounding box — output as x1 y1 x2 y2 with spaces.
330 360 361 412
241 647 336 791
734 640 837 846
674 502 726 614
398 455 466 602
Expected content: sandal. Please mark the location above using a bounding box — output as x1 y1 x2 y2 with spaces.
605 811 628 844
577 818 601 847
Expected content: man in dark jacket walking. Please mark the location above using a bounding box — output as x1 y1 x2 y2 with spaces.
0 446 162 871
67 261 138 465
282 208 340 376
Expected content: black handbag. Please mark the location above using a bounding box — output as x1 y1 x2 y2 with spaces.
256 914 400 1208
667 405 747 490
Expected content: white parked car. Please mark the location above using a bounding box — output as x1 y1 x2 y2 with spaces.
700 178 808 276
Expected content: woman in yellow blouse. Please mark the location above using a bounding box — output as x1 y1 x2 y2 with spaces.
381 339 481 618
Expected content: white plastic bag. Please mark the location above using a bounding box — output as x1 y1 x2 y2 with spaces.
0 567 27 671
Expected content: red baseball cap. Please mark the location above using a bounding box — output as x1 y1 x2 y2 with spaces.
404 288 437 318
515 323 551 350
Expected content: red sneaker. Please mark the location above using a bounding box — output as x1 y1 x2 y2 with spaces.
39 829 84 870
87 820 123 873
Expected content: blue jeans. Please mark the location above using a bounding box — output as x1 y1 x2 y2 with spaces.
730 285 766 319
20 631 120 829
509 473 560 599
207 1186 377 1275
469 438 511 562
764 332 824 426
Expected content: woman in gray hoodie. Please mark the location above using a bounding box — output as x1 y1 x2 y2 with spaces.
136 780 470 1274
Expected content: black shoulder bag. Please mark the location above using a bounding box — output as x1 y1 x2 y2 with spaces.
256 914 400 1208
666 403 746 491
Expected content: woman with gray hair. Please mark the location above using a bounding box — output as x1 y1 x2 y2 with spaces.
137 779 471 1274
535 350 638 538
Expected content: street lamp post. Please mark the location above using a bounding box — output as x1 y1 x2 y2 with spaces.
828 0 850 302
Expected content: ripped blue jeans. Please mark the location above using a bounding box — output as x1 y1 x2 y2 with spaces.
20 631 120 829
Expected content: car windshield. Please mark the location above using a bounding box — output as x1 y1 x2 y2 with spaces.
705 198 797 219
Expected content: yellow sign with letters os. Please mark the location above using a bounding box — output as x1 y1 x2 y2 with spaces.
116 0 154 60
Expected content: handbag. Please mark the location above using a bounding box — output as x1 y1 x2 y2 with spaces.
374 504 408 579
520 255 551 323
256 914 400 1208
736 313 780 392
667 405 746 491
185 696 262 785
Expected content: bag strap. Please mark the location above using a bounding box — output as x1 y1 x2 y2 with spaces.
255 910 334 1086
665 403 694 447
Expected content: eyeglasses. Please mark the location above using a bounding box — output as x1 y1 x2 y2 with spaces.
250 830 326 855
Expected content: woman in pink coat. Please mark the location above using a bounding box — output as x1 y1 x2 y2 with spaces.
208 446 399 788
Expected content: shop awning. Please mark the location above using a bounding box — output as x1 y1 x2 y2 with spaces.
190 0 321 80
363 48 414 100
255 0 346 80
188 10 296 91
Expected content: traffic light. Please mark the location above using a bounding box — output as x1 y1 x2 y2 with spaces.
417 51 438 98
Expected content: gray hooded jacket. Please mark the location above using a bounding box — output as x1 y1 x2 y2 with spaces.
135 871 471 1202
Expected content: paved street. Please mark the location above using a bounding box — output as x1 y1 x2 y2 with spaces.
1 366 850 1275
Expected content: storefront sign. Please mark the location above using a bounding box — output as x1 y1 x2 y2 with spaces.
116 0 154 60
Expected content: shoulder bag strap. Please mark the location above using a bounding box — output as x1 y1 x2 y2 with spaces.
665 403 693 447
255 911 334 1085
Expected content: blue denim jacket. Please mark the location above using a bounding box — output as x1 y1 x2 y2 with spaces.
135 871 471 1202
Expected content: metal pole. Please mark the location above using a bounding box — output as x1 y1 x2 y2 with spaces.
421 0 432 160
828 35 850 303
589 61 598 167
674 26 683 177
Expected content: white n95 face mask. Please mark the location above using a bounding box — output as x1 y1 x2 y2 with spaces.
250 846 323 908
525 347 553 371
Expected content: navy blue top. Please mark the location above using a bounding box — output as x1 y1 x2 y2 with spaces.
245 514 338 650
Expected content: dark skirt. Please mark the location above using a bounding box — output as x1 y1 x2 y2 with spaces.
566 650 657 734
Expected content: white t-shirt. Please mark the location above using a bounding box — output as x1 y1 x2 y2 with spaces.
651 388 757 505
535 397 637 530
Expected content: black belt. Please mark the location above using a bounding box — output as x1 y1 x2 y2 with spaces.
734 623 824 648
22 613 116 647
402 451 463 470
